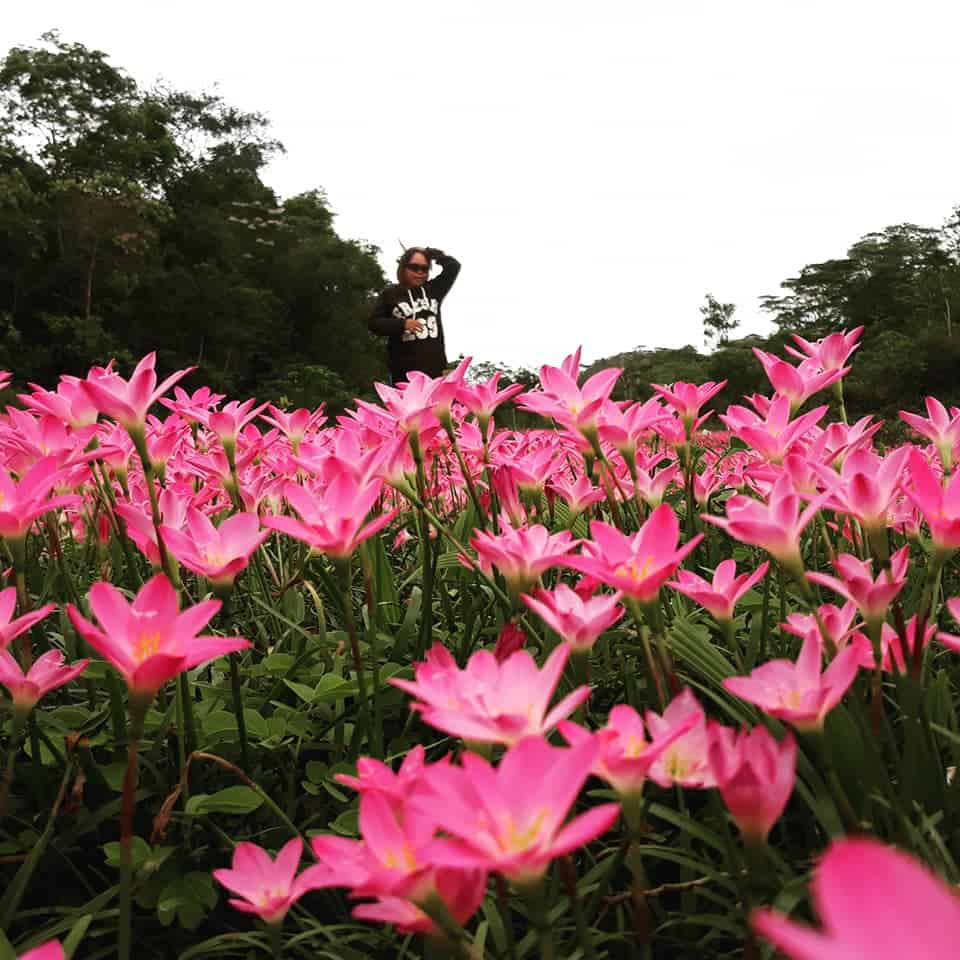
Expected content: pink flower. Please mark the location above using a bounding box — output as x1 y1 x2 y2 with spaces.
81 353 193 434
207 399 270 446
21 376 100 428
115 489 190 568
160 508 269 589
752 349 847 411
0 587 57 651
559 703 697 798
752 836 960 959
703 475 827 578
213 837 332 925
565 504 702 604
597 396 668 456
645 689 715 788
549 471 605 518
651 381 727 426
492 621 528 661
0 456 81 542
457 373 524 430
413 736 620 884
650 380 727 424
719 396 827 464
351 868 487 934
785 326 864 372
824 447 910 533
260 404 326 447
900 396 960 471
903 448 960 554
782 602 860 652
521 583 624 652
335 746 427 812
723 633 860 731
468 523 579 595
17 942 64 960
669 559 770 623
67 574 251 701
807 547 909 627
517 361 622 436
0 648 88 714
709 724 797 841
265 473 398 560
391 643 589 746
852 616 936 673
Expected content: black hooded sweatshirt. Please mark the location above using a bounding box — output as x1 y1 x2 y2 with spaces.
367 253 461 382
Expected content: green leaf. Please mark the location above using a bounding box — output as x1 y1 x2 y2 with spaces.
283 679 317 704
185 786 264 816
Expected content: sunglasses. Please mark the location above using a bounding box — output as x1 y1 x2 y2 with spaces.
405 263 429 274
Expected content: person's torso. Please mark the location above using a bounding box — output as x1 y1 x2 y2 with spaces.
384 283 447 375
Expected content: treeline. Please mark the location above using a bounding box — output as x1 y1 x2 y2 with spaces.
577 219 960 438
0 32 387 410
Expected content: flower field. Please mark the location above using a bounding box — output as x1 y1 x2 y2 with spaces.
2 332 960 959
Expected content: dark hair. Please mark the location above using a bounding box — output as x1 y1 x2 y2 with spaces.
396 247 431 284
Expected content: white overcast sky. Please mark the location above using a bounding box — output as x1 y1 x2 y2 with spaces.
5 2 960 370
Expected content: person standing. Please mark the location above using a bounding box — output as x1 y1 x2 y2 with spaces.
367 246 461 384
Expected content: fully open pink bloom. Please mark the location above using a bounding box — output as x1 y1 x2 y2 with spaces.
207 398 270 445
703 475 827 577
161 508 269 588
0 456 81 542
900 396 960 471
596 396 668 456
17 942 64 960
807 547 909 627
213 837 332 925
723 633 860 731
517 362 622 436
752 349 847 411
782 601 860 652
159 385 225 423
80 353 192 434
391 642 589 746
560 703 697 798
0 587 57 651
0 648 88 714
651 381 727 425
565 504 702 604
669 559 770 623
467 523 578 595
456 373 524 430
260 404 325 450
521 583 624 652
709 724 797 841
823 447 910 533
265 473 397 560
67 574 250 700
903 448 960 554
632 461 680 508
785 326 864 372
22 376 100 428
752 836 960 959
549 471 605 518
413 736 620 884
645 688 715 788
719 396 827 464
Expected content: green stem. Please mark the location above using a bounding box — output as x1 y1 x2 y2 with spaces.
0 710 27 820
228 653 251 771
338 558 373 755
119 702 148 960
559 855 595 960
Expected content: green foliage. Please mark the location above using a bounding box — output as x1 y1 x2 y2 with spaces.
0 32 385 404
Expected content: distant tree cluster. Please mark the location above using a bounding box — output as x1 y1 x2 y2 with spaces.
0 32 387 409
582 220 960 440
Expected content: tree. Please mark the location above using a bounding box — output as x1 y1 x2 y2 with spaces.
700 293 738 347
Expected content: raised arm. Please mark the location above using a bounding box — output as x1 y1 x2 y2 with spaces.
425 248 461 301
